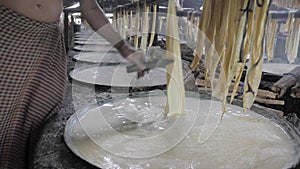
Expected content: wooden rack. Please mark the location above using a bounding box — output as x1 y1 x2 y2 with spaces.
270 10 300 18
113 0 167 12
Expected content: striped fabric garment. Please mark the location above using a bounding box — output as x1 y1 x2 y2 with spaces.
0 4 67 169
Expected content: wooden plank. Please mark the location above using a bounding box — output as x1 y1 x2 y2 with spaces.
255 97 285 105
257 89 278 99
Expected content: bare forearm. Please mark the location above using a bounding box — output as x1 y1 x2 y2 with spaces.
78 0 146 72
79 0 123 46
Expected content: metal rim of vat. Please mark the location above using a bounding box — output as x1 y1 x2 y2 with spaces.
72 52 128 64
69 65 167 90
261 63 299 76
73 45 117 52
74 41 111 45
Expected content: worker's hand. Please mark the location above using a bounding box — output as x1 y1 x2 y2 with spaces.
291 82 300 98
126 50 150 78
121 47 146 70
116 41 148 78
271 83 288 98
271 74 297 98
271 66 300 98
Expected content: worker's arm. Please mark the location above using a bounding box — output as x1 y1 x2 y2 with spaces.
79 0 120 46
272 66 300 98
291 82 300 98
79 0 146 72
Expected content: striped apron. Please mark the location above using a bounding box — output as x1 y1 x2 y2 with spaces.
0 4 67 169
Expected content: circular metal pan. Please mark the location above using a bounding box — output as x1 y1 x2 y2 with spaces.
69 65 167 88
262 63 299 76
64 91 300 169
261 63 300 82
75 31 94 36
73 52 129 64
75 37 105 41
75 34 102 39
73 45 117 52
74 40 111 45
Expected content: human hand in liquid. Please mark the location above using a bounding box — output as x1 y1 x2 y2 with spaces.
117 42 148 78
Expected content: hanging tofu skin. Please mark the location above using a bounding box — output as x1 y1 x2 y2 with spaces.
230 0 249 71
117 11 122 33
227 0 249 103
123 9 128 39
112 11 117 29
210 0 231 101
285 12 294 55
129 10 134 41
286 12 294 32
126 10 130 38
265 14 272 60
292 19 300 62
164 0 185 116
190 0 212 70
189 0 271 112
203 0 217 79
159 16 163 33
213 0 251 112
130 10 133 34
119 11 124 38
141 1 149 53
189 11 195 40
231 5 255 104
212 0 272 111
148 5 157 47
266 15 278 62
244 0 271 110
287 18 300 63
194 17 200 42
186 11 191 39
134 3 140 49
